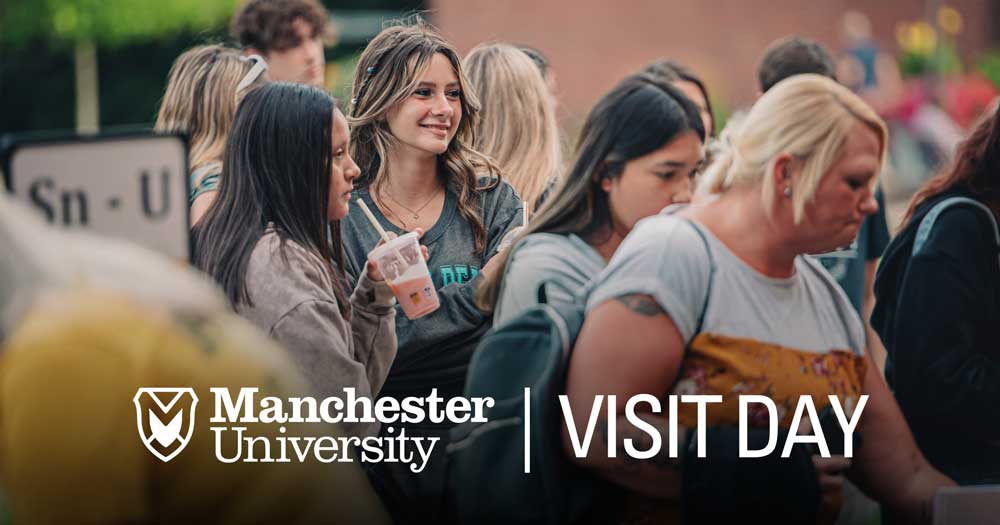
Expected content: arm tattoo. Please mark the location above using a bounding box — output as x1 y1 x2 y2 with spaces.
615 294 664 317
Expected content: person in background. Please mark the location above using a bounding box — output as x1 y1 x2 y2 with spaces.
193 82 399 439
230 0 334 87
464 42 563 210
481 73 704 325
518 44 557 95
0 194 390 524
873 106 1000 486
342 20 523 522
644 59 715 138
758 35 838 94
154 45 267 226
568 74 952 524
757 35 892 373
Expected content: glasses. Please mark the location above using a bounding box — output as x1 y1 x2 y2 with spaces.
236 54 268 94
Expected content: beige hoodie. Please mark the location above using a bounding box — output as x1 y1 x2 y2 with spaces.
238 230 397 438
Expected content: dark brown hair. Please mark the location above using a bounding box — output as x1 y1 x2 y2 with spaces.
903 106 1000 225
231 0 334 54
193 82 350 318
643 59 715 137
757 36 836 93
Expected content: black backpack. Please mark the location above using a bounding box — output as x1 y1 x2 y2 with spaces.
445 284 610 524
446 220 717 524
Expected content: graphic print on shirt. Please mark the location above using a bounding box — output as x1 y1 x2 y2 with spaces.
437 264 479 287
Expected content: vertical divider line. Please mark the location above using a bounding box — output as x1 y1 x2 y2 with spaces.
524 387 531 474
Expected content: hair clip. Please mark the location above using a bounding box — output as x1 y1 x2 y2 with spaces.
367 66 376 74
350 98 358 106
236 54 268 94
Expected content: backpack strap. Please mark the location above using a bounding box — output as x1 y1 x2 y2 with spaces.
913 196 1000 270
683 219 717 336
537 280 549 304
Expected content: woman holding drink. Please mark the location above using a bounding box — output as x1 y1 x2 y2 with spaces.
340 20 523 522
193 82 401 439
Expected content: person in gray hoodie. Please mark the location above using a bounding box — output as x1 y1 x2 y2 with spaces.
194 82 398 439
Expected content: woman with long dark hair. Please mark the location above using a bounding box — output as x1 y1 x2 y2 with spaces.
873 107 1000 485
480 73 704 324
194 82 397 439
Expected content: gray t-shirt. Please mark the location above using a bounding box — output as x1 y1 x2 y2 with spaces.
586 214 865 355
340 178 523 405
494 233 605 326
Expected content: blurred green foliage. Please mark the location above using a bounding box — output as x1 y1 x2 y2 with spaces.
898 43 963 78
977 50 1000 89
0 0 238 49
0 0 427 134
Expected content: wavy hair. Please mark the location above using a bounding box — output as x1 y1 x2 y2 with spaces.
347 18 500 255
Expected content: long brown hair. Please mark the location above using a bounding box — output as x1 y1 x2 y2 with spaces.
347 18 501 255
903 107 1000 226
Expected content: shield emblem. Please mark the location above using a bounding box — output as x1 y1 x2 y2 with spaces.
134 388 199 462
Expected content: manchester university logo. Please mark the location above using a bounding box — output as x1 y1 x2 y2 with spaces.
134 388 199 462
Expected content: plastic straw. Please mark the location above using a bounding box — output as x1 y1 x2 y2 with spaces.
357 199 392 243
522 200 529 226
356 198 408 269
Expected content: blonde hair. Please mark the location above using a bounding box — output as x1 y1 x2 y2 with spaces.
699 74 887 223
348 18 501 255
154 45 267 176
464 43 562 206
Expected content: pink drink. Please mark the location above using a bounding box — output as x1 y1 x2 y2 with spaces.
387 275 440 319
369 232 440 320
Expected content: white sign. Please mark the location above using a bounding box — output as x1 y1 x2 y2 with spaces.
3 132 190 259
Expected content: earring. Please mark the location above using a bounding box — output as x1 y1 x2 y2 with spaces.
783 186 793 198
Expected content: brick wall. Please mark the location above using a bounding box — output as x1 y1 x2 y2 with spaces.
431 0 997 124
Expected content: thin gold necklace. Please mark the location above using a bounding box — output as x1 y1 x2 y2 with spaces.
384 184 442 220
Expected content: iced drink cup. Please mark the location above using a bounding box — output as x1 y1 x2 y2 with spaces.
368 232 439 319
